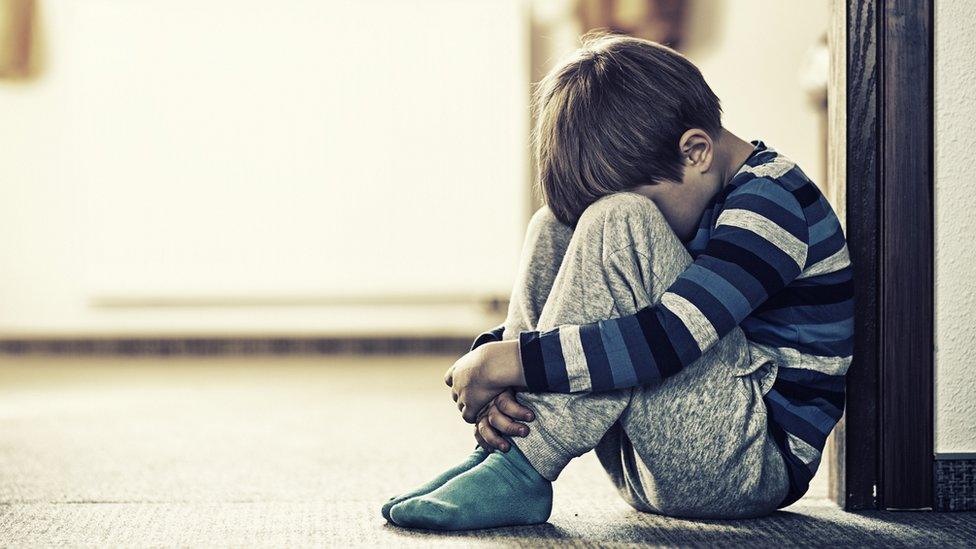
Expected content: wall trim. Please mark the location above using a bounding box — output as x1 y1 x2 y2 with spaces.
935 453 976 461
935 457 976 511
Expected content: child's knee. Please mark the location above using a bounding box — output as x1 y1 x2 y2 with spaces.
574 192 669 249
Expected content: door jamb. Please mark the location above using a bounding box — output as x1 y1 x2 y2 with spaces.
834 0 934 511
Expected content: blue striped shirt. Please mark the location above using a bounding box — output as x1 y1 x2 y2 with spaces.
473 142 853 506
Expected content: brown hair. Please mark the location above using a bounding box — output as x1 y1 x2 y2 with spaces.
533 33 722 225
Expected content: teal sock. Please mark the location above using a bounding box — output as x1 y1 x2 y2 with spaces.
388 441 552 530
381 446 489 522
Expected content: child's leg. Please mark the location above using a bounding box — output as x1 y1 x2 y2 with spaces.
381 206 572 524
597 335 788 519
514 192 788 518
498 204 575 338
391 193 787 529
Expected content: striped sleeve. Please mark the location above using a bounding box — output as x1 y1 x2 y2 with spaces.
518 178 810 393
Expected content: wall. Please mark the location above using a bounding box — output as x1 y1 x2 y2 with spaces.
0 0 528 337
935 0 976 454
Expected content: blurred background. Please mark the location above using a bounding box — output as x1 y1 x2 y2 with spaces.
0 0 832 341
0 1 838 543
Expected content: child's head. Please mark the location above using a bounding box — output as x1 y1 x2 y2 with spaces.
534 33 722 226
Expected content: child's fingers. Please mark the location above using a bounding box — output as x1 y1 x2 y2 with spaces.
462 406 479 423
474 429 492 451
495 392 535 422
477 418 509 451
488 406 529 437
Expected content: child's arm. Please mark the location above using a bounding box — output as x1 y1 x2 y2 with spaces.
515 178 810 395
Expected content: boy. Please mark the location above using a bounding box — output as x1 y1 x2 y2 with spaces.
382 34 852 530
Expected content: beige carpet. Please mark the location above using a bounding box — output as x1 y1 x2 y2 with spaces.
1 355 973 547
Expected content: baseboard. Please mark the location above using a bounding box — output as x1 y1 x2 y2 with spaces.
0 336 473 356
935 454 976 511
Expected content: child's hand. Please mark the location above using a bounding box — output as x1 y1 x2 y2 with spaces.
444 340 526 423
474 389 535 452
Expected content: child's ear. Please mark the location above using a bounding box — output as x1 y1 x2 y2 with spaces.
678 129 714 173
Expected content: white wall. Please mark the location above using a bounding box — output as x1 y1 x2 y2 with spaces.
0 0 528 337
935 0 976 454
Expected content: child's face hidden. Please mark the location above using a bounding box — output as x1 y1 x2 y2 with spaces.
631 129 724 242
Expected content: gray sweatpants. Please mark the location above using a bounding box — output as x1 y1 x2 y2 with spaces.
501 192 789 519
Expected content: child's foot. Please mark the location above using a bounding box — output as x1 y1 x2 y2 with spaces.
381 446 489 522
388 441 552 530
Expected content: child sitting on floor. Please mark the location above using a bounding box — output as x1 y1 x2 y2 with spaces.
382 33 853 530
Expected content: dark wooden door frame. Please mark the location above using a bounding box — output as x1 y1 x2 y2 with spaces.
839 0 934 510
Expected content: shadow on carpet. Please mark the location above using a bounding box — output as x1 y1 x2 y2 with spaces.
381 501 976 547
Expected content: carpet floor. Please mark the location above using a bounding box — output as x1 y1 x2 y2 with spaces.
0 355 973 547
